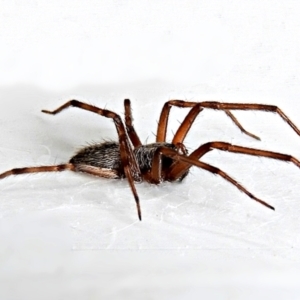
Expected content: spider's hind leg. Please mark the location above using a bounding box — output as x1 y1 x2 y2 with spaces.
0 163 75 180
72 164 121 179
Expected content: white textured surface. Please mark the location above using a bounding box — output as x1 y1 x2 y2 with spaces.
1 1 300 299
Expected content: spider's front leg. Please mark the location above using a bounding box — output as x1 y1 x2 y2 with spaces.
168 141 300 181
156 100 260 143
157 100 300 144
156 147 275 210
141 143 189 184
42 100 143 220
164 141 300 211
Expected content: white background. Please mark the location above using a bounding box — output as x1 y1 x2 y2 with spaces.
1 1 300 299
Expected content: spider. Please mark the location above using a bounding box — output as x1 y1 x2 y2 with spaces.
1 99 300 220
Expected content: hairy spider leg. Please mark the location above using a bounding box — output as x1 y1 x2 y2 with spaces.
139 143 189 184
141 146 168 184
167 141 300 190
70 164 120 179
140 147 161 184
124 99 142 147
0 164 75 179
0 163 120 180
156 100 260 143
156 147 275 210
170 101 300 144
42 100 143 220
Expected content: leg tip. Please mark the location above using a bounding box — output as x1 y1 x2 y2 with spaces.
138 211 142 221
41 109 51 114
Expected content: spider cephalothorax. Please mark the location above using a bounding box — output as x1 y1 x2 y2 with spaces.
1 99 300 220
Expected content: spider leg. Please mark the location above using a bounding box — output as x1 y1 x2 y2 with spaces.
123 99 142 147
72 164 120 179
198 141 300 165
224 110 260 140
0 164 75 179
123 165 142 220
156 100 260 143
156 100 201 142
158 147 275 210
201 101 300 137
42 100 142 220
142 147 164 184
169 101 300 144
168 141 300 183
143 144 189 184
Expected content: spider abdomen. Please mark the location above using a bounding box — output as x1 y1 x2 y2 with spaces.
69 142 124 178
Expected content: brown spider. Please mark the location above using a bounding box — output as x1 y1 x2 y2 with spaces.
1 99 300 220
